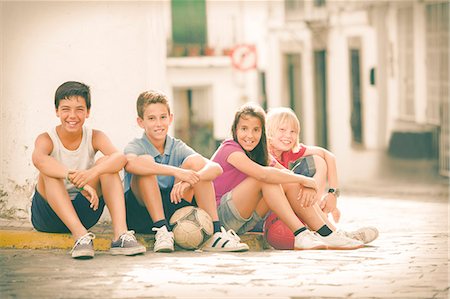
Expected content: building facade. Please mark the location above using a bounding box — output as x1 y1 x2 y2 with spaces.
1 0 448 218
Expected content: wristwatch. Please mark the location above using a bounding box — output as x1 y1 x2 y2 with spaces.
328 188 340 198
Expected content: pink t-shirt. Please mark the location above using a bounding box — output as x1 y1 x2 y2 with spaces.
212 139 248 206
279 144 307 169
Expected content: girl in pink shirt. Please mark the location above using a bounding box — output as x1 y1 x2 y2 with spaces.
212 103 363 250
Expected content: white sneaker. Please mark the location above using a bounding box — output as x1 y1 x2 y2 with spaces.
202 227 249 252
294 230 327 250
152 226 174 253
342 226 379 244
318 231 364 250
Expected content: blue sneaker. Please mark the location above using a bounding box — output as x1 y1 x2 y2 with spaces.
71 232 95 259
110 231 146 256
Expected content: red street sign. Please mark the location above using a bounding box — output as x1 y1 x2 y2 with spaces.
230 44 257 71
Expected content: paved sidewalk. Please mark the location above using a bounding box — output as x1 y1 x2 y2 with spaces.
1 193 448 298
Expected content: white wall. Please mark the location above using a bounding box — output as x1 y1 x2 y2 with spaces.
167 58 260 141
168 0 268 141
0 2 168 218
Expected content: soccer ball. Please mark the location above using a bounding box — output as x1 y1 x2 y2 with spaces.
169 206 214 250
264 213 295 250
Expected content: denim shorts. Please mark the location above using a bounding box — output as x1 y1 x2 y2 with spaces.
31 189 105 233
289 155 316 177
124 188 195 234
217 191 263 235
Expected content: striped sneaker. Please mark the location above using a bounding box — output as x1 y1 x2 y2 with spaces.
202 227 249 252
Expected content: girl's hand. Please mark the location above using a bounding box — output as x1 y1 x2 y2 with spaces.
320 194 340 222
301 177 317 191
297 186 318 208
80 184 99 211
319 193 337 213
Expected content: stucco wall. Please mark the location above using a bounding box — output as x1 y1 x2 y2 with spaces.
0 1 168 218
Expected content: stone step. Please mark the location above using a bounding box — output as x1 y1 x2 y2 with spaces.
0 229 271 252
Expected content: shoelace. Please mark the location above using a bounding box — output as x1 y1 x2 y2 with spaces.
118 230 137 247
70 232 95 253
349 231 366 242
226 228 241 242
152 227 173 242
338 229 362 241
218 227 240 244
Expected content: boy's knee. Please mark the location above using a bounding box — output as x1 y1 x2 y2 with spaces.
312 155 326 170
181 155 205 171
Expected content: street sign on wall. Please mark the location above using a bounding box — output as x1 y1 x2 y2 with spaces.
230 44 257 71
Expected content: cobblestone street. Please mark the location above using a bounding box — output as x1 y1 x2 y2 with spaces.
1 195 448 298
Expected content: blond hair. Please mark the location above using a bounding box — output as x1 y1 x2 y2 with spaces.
266 107 301 150
136 90 171 118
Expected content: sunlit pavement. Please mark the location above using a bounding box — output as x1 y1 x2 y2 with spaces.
1 195 448 299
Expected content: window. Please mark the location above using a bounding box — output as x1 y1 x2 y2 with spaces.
397 6 415 119
314 0 326 7
285 0 304 21
171 0 207 56
426 3 449 124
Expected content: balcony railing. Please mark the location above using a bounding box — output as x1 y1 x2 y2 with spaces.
168 43 232 58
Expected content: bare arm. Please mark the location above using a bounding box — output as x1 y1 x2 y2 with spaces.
89 130 127 174
69 130 126 188
31 133 68 179
304 146 340 220
125 154 200 186
304 146 338 188
227 151 317 190
184 154 223 181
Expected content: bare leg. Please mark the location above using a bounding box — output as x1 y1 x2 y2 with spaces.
37 174 87 239
314 204 336 230
312 155 327 199
254 200 270 220
283 182 327 231
192 181 219 221
230 177 305 232
98 172 128 240
80 157 128 240
311 155 337 230
179 156 219 221
130 174 165 223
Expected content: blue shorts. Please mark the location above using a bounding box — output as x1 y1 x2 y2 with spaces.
31 189 105 233
289 155 316 177
124 188 195 234
217 191 263 235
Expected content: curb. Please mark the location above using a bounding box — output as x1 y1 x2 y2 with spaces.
0 229 270 252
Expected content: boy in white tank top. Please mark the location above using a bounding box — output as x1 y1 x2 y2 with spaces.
31 81 146 259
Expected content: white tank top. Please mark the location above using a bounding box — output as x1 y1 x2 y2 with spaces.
47 126 95 199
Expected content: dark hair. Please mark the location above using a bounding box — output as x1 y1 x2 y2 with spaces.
54 81 91 109
231 103 268 166
136 90 171 118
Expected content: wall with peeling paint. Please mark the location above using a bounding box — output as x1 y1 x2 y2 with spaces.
0 2 169 219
